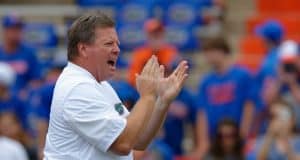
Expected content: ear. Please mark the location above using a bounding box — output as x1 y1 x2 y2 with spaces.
77 42 88 58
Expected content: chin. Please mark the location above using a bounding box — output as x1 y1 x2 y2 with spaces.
104 72 116 80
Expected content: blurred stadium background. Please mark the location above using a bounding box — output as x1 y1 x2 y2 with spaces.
1 0 300 160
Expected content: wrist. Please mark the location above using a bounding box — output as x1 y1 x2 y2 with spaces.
157 96 172 106
140 94 156 101
153 97 171 111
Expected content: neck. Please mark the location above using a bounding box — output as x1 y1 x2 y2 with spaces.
3 41 18 53
71 59 102 82
215 60 230 74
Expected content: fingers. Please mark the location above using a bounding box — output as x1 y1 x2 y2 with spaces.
172 60 187 77
177 61 188 78
171 60 188 77
159 65 165 78
149 56 159 77
171 60 189 88
141 55 155 75
178 73 188 88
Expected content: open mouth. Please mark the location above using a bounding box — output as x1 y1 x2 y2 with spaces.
107 60 115 67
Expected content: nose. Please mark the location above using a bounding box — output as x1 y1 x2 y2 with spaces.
112 43 120 56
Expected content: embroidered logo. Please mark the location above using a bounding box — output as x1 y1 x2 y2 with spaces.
114 103 124 115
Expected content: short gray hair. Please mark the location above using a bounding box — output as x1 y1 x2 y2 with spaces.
67 11 115 61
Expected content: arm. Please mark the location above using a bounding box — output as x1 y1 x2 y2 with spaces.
193 111 210 159
240 101 255 138
133 61 189 150
110 95 156 155
284 138 299 160
257 134 274 160
109 56 158 155
36 119 48 160
257 120 281 160
262 78 281 106
133 97 170 150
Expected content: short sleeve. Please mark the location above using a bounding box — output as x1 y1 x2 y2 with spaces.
62 82 127 152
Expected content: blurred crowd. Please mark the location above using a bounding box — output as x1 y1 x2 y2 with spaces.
0 0 300 160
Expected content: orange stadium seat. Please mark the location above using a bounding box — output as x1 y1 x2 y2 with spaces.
257 0 300 14
256 0 280 14
237 35 267 72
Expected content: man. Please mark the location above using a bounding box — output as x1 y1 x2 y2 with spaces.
44 11 188 160
194 37 256 158
128 18 179 86
0 14 41 92
259 40 300 133
256 21 284 93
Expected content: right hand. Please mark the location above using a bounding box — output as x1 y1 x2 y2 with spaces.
135 55 159 98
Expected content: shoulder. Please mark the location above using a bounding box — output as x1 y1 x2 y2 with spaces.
230 66 252 79
0 137 26 152
53 71 98 101
132 46 151 60
100 81 120 97
199 72 215 85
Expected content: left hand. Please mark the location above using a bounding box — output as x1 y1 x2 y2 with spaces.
156 60 188 103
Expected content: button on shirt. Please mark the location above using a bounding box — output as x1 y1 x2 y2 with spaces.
44 62 132 160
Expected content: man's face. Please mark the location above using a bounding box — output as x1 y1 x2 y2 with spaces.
3 27 23 46
85 27 120 81
203 49 227 69
147 31 165 50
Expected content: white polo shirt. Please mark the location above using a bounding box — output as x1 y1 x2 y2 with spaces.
44 62 132 160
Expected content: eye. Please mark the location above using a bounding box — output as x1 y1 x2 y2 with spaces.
105 42 114 46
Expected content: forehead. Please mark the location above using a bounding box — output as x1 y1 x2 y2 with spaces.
94 27 119 41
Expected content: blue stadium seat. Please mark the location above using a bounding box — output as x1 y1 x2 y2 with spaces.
116 0 154 26
157 0 213 27
165 2 198 27
117 24 146 51
23 23 58 49
165 24 197 51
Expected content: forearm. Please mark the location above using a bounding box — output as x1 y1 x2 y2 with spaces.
192 111 210 159
285 138 298 160
257 134 274 160
37 120 48 160
134 97 171 150
240 102 254 138
110 95 156 153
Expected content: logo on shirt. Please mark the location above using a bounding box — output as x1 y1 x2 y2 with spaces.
114 103 124 115
207 82 236 105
